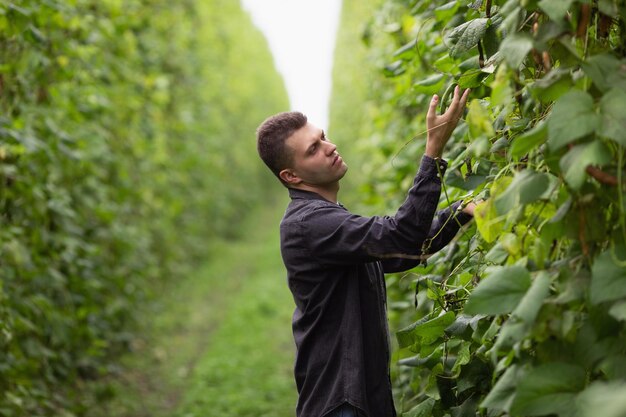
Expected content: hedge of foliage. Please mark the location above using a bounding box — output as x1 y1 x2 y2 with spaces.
0 0 287 414
332 0 626 416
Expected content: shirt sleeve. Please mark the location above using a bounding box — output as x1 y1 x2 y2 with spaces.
302 156 452 266
380 201 473 273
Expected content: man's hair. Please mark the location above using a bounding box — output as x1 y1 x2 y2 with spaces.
256 111 307 187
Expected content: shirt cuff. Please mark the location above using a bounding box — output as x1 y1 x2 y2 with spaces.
418 155 448 181
450 200 474 225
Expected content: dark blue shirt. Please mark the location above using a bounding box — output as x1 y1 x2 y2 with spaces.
279 156 472 417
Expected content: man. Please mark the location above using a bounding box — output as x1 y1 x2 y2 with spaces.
256 86 474 417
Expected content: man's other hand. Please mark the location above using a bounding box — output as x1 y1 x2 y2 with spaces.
425 85 470 158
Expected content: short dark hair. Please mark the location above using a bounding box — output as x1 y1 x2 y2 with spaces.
256 111 307 187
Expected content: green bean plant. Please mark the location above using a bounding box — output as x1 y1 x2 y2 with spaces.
356 1 626 415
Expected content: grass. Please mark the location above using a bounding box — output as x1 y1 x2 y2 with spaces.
87 194 297 417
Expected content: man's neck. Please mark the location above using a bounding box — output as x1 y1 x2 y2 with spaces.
292 183 339 204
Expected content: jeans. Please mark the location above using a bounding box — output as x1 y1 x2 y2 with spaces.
327 403 363 417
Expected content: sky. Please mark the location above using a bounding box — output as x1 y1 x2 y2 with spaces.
240 0 343 129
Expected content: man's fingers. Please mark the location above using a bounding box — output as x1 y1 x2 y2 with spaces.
427 94 439 122
446 85 461 116
452 88 470 120
458 88 470 115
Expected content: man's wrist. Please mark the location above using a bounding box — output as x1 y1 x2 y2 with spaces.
424 142 444 159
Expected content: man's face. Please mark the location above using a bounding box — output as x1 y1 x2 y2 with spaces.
283 122 348 187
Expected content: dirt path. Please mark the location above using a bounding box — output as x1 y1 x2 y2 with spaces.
88 198 297 417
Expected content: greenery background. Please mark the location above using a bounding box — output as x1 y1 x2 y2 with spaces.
2 0 626 416
0 0 288 414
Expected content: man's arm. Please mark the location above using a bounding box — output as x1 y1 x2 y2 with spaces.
292 88 470 267
380 200 473 273
380 87 472 273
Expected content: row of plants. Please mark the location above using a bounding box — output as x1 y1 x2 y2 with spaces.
332 0 626 416
0 0 287 415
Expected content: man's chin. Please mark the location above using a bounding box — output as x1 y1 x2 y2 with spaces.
338 165 348 179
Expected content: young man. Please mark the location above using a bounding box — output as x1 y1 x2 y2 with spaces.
256 87 473 417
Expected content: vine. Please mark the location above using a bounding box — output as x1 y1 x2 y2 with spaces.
358 0 626 415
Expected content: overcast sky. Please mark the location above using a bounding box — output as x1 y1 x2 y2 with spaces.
240 0 343 129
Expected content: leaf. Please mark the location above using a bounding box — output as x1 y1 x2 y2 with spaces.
538 0 575 21
404 397 436 417
464 265 531 315
447 18 489 58
511 271 551 323
599 89 626 146
445 314 484 339
559 140 612 190
474 199 503 243
467 99 495 138
598 0 621 17
481 365 524 412
510 121 547 159
458 68 489 88
495 272 551 349
495 170 550 213
582 54 622 93
499 32 533 68
530 68 574 103
434 1 460 21
412 73 446 94
609 301 626 322
394 39 417 60
510 362 586 417
590 246 626 304
576 381 626 417
396 311 456 349
547 90 599 150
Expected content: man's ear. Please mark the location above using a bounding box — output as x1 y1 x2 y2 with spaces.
279 169 301 185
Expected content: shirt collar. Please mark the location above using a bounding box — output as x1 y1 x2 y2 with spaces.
288 188 344 207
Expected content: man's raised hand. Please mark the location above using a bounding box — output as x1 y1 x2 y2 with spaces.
425 85 470 158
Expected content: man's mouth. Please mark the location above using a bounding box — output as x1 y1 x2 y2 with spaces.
332 155 340 166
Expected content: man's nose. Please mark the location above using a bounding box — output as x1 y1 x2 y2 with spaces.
325 141 337 155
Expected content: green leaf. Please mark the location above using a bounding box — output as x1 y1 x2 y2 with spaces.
510 121 547 159
412 73 446 94
404 397 436 417
609 301 626 322
434 1 460 21
499 32 533 68
394 39 417 60
577 381 626 417
538 0 575 21
396 311 456 349
511 271 551 323
529 68 574 103
560 140 612 190
447 18 489 58
599 89 626 146
495 170 550 213
510 362 586 417
474 199 503 243
590 246 626 304
582 54 622 93
467 99 495 138
598 0 620 17
547 90 599 150
464 266 531 315
495 272 551 349
458 68 489 88
445 314 484 339
481 365 524 412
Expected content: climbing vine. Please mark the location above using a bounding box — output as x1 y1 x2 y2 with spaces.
356 0 626 415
